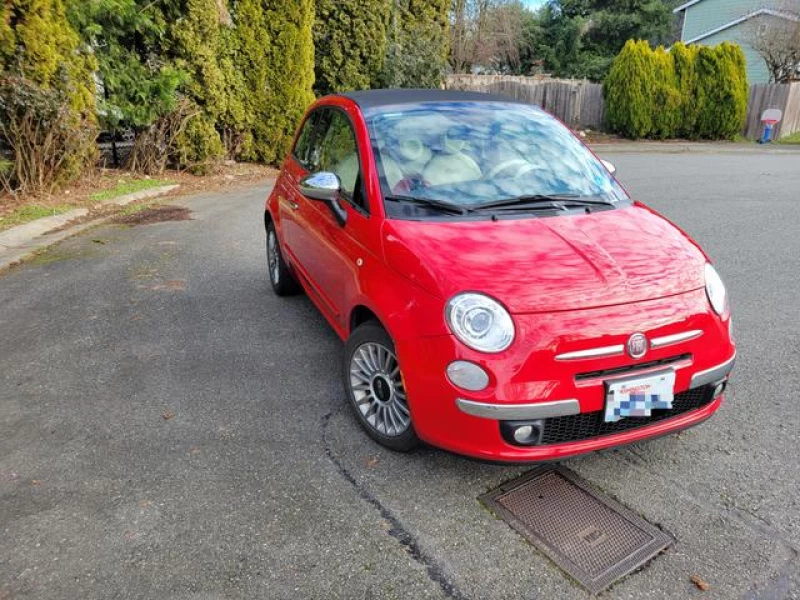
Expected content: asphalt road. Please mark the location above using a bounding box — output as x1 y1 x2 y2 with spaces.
2 147 799 599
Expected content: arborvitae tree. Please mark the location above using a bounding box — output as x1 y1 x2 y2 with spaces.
2 0 95 113
169 0 231 167
604 40 656 139
236 0 315 163
694 46 722 139
1 0 97 192
695 44 746 140
379 0 449 88
671 42 700 138
651 46 681 139
715 42 748 139
314 0 389 95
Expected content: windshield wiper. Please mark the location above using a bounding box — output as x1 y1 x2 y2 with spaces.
470 194 614 212
384 194 469 215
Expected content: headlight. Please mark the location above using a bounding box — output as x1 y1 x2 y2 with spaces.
705 263 727 315
446 293 515 353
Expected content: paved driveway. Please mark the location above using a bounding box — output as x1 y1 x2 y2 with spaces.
1 148 799 599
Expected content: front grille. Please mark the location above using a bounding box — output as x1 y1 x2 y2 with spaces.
575 354 692 381
537 386 713 446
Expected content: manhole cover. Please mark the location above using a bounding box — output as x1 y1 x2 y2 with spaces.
480 466 673 594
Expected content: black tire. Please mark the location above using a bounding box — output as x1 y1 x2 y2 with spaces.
343 322 420 452
266 221 301 296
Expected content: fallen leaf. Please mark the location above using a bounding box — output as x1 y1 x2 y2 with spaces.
91 239 106 245
162 409 175 420
30 479 40 486
690 574 710 592
139 499 152 508
366 457 379 467
188 445 201 455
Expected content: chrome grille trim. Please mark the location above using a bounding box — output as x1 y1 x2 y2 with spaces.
555 345 624 361
690 352 736 389
574 356 693 387
650 329 703 349
456 398 580 420
556 329 704 362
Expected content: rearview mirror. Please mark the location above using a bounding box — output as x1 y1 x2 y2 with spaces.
600 159 617 176
298 171 348 226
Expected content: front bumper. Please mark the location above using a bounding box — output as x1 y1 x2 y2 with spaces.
396 288 735 462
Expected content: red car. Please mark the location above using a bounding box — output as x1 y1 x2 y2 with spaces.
264 90 735 462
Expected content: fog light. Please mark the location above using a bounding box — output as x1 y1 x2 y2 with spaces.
500 420 545 446
513 425 534 443
713 381 726 398
446 360 489 391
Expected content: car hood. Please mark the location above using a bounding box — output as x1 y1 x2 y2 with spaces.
382 204 707 314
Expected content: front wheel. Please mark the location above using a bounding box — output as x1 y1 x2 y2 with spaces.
266 221 300 296
343 322 420 452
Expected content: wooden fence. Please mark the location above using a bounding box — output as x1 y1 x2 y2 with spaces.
445 75 605 130
447 75 800 140
744 83 800 140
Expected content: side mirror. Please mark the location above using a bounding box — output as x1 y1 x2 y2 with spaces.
299 171 341 201
298 171 347 226
600 159 617 176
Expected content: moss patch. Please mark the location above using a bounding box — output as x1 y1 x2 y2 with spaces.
89 179 173 202
0 204 73 231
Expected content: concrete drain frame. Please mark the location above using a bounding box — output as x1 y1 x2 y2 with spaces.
480 466 674 594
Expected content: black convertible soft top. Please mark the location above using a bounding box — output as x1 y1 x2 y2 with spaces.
340 88 523 109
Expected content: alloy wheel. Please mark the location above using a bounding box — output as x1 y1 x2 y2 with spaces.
267 229 280 284
349 342 411 436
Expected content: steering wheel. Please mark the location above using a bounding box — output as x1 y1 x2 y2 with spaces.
486 158 540 180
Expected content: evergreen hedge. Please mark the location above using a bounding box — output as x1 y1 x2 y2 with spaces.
314 0 389 95
604 40 748 140
0 0 97 192
237 0 315 164
604 40 655 139
652 46 681 139
671 42 700 138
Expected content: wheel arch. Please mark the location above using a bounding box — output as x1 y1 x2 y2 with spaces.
350 304 384 334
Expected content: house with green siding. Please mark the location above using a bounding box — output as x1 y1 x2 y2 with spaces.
674 0 799 83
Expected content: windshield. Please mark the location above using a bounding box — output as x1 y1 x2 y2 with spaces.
364 102 629 216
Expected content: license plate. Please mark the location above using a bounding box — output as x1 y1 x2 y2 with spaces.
604 370 676 423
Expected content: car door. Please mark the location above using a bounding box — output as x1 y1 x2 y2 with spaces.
279 109 320 266
288 106 373 332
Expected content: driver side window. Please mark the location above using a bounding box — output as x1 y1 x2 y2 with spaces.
315 109 367 212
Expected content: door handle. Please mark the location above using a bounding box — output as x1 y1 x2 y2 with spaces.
280 195 299 211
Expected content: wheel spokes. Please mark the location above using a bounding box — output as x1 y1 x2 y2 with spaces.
349 342 411 437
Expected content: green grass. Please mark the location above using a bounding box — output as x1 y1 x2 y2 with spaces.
90 178 173 202
0 204 72 231
777 131 800 145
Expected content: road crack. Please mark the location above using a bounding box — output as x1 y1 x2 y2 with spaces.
322 410 468 600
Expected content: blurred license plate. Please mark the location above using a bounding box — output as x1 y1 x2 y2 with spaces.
604 370 676 423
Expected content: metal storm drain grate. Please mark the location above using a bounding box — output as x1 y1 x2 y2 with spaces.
480 466 673 594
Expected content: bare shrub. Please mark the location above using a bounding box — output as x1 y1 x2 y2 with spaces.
126 98 198 175
0 77 97 197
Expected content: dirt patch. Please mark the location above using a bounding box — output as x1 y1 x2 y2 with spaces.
112 205 192 226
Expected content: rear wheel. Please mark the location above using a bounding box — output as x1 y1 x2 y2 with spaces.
266 221 300 296
343 322 420 452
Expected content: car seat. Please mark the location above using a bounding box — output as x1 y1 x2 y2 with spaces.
423 130 482 186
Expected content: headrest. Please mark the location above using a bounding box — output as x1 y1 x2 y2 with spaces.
397 138 427 162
